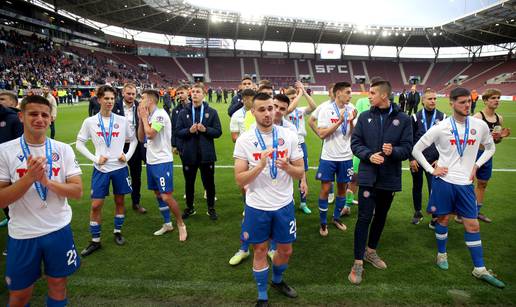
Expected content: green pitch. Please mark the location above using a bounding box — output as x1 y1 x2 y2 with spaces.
1 96 515 305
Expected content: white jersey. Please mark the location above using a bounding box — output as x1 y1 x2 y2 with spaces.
285 107 309 144
229 106 248 135
318 102 355 161
234 125 304 211
311 100 332 120
416 116 493 185
77 113 134 173
0 138 82 239
146 108 173 165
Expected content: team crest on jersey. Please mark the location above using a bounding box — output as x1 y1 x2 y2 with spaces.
278 138 285 146
0 121 5 127
205 113 210 119
363 190 370 198
114 123 119 129
470 129 477 135
392 119 400 126
52 152 60 162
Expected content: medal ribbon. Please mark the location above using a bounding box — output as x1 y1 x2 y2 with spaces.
422 109 437 132
255 126 278 180
450 117 469 157
192 103 205 124
98 113 114 148
20 136 52 203
333 103 348 134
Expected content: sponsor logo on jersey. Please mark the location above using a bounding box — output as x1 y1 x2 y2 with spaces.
252 149 289 161
449 139 476 146
96 132 120 137
16 167 61 178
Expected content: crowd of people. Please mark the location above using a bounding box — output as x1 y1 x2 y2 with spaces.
0 29 158 94
0 72 511 306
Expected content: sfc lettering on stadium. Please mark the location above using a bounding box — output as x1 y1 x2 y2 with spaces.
314 65 348 74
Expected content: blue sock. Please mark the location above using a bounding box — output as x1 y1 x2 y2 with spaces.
114 214 125 233
240 241 249 252
46 296 67 307
435 223 448 254
299 180 307 203
89 221 101 242
156 197 171 224
318 198 328 225
269 240 277 251
465 231 485 268
252 267 269 301
333 196 346 220
272 264 288 284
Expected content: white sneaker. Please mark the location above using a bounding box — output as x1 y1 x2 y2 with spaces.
328 193 335 204
153 223 173 236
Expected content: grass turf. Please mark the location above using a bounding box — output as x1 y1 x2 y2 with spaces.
0 95 515 306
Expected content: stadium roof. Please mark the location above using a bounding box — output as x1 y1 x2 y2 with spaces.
47 0 516 48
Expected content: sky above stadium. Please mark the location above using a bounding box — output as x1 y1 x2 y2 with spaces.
186 0 504 27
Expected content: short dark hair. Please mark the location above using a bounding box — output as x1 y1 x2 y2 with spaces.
450 87 470 100
242 75 253 82
0 91 18 105
97 85 116 99
371 80 392 96
241 89 256 98
20 95 52 112
369 76 385 85
258 84 273 92
253 92 272 102
273 94 290 105
176 85 190 92
333 82 352 96
192 82 206 93
142 89 160 103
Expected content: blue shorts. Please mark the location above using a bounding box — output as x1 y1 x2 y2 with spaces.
316 159 353 183
91 167 132 199
147 162 174 193
241 202 296 244
300 142 308 171
5 224 80 291
427 177 478 219
476 150 493 181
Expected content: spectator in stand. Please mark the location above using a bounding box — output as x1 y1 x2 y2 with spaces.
42 87 58 139
399 89 407 112
228 76 255 117
406 85 420 115
208 87 213 103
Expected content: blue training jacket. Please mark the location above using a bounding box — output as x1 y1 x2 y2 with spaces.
351 103 413 191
